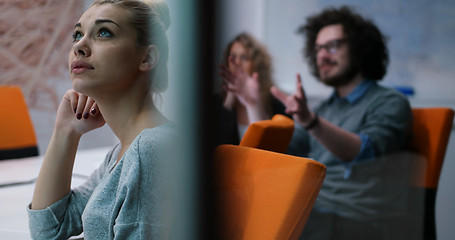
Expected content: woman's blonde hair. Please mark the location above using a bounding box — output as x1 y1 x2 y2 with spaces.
92 0 171 93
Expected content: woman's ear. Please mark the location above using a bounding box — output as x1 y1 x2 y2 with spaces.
139 45 160 72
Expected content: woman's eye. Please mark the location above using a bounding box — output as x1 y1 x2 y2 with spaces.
98 28 113 38
240 55 250 61
72 31 83 42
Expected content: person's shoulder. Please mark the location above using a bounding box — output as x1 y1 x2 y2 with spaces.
365 83 410 104
141 122 177 137
364 84 412 116
136 122 177 150
371 83 407 97
99 143 121 171
122 123 177 172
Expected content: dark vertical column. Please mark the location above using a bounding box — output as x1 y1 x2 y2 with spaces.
194 0 219 239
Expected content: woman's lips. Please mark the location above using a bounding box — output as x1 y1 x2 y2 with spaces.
71 60 94 74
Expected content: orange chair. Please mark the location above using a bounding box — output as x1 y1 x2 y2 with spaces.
0 86 39 160
408 107 454 240
214 144 326 240
239 114 294 153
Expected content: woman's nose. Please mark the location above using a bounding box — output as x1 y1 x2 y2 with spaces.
73 39 91 57
232 56 240 65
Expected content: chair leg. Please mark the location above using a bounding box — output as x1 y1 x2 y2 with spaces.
424 189 437 240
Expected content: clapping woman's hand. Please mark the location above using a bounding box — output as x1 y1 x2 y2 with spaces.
219 58 261 108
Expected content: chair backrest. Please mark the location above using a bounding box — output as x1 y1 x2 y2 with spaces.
214 144 326 240
408 107 454 189
239 114 294 153
0 86 39 160
407 107 454 240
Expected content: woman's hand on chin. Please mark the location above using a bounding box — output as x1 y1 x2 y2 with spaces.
55 89 106 137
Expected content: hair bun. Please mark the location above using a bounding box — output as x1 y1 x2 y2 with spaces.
144 0 171 31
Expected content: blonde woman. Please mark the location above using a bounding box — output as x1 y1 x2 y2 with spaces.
28 0 175 239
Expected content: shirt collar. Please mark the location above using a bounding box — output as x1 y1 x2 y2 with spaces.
329 79 375 104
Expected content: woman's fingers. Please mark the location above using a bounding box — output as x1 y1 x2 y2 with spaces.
219 64 230 73
67 90 79 114
83 97 95 119
222 83 238 93
56 90 105 134
219 65 235 84
251 72 259 83
219 71 234 85
75 94 87 119
219 67 239 93
90 102 98 115
67 91 98 120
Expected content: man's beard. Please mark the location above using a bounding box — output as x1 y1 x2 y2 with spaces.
318 61 359 87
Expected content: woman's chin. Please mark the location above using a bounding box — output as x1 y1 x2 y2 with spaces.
71 80 92 95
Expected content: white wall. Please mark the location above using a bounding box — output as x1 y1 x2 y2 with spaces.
214 0 266 91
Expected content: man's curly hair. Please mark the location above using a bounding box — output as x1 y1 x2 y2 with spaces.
298 6 389 81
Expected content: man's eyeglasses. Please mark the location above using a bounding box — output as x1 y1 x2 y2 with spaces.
314 38 347 55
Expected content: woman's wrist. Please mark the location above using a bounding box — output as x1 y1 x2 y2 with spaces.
245 104 269 123
53 124 83 142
